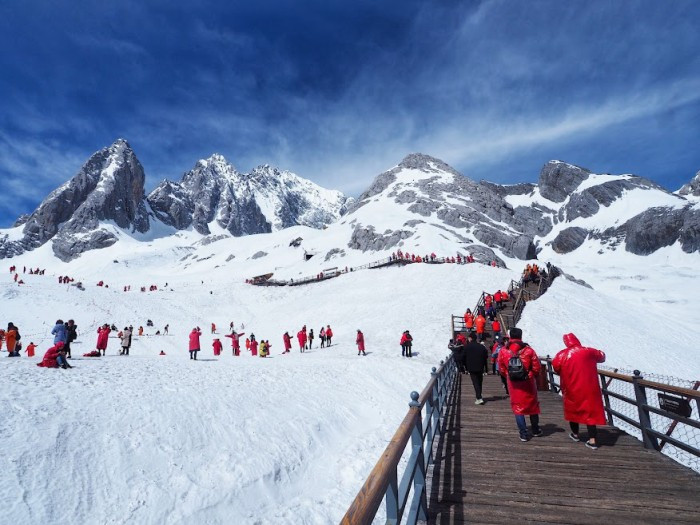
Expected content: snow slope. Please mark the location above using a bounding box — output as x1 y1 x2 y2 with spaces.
2 220 699 523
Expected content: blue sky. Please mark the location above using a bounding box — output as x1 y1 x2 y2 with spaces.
1 0 699 226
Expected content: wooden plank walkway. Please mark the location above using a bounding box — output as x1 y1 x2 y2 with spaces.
427 373 700 524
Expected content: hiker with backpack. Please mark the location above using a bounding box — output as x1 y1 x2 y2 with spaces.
497 328 542 442
492 338 509 393
464 334 489 405
552 333 607 450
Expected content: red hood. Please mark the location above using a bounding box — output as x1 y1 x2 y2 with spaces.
563 333 581 348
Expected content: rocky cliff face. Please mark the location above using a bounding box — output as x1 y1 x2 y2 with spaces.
0 139 150 261
679 171 700 197
342 153 541 260
147 155 349 236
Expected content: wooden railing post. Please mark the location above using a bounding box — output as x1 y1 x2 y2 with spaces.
632 370 660 451
599 372 615 427
408 392 428 523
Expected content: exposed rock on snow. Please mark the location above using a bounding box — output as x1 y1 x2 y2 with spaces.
678 170 700 197
251 251 268 260
549 227 588 254
348 225 414 252
538 160 591 202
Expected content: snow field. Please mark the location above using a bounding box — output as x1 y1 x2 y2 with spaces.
2 263 512 524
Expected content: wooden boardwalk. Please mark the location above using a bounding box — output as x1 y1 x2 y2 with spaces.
427 373 700 524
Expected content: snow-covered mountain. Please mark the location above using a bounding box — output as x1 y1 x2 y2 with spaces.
1 140 697 264
0 139 151 261
148 154 349 236
0 140 349 261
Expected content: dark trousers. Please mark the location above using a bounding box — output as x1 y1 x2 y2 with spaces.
469 372 484 399
570 422 598 439
190 350 198 360
515 414 540 438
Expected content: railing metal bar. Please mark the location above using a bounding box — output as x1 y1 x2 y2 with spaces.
644 429 700 458
642 403 700 430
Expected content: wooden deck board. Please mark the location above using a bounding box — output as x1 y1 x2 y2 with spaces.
426 373 700 524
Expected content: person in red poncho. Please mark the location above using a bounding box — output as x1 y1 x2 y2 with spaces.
96 324 111 356
297 326 307 352
552 333 607 450
474 315 486 342
189 327 201 360
225 331 245 356
212 338 222 356
282 332 292 353
497 327 542 442
37 342 71 368
356 329 366 356
325 325 333 346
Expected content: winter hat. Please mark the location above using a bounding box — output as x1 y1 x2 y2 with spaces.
509 327 523 340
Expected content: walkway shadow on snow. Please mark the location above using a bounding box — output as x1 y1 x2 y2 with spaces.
194 358 217 362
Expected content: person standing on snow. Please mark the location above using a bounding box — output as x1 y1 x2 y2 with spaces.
212 338 222 356
189 327 201 360
226 331 244 356
297 327 307 352
464 334 488 405
325 325 334 346
120 326 133 355
96 324 111 356
356 330 366 356
64 319 77 359
319 327 326 348
249 335 258 356
282 332 292 353
552 333 607 450
497 327 542 442
211 323 216 334
51 319 67 347
308 328 314 349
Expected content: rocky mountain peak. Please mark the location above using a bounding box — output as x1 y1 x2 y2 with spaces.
679 170 700 197
398 153 463 177
538 160 591 203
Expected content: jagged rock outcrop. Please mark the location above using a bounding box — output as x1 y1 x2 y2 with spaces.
538 161 590 203
550 227 588 254
0 139 150 261
679 171 700 197
147 156 347 236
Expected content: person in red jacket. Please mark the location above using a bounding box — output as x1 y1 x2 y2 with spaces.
491 318 501 344
189 327 201 360
37 342 71 368
225 331 245 356
552 333 607 450
356 329 366 356
282 332 292 353
25 342 37 358
249 335 258 356
463 310 474 331
474 314 486 342
96 324 111 356
297 326 307 352
325 325 333 346
212 338 222 356
497 327 542 441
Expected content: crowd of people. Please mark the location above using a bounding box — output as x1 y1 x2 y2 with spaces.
449 326 606 449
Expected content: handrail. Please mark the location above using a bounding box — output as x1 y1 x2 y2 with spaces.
540 357 700 465
341 356 458 525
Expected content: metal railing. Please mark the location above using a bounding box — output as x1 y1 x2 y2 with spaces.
541 358 700 472
341 356 458 525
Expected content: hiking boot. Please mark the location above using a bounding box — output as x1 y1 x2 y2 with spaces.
585 440 599 450
568 432 580 442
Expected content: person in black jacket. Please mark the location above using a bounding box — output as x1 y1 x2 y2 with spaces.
64 319 77 359
448 338 467 374
464 334 489 405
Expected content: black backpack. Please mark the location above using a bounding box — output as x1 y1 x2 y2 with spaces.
507 342 530 381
